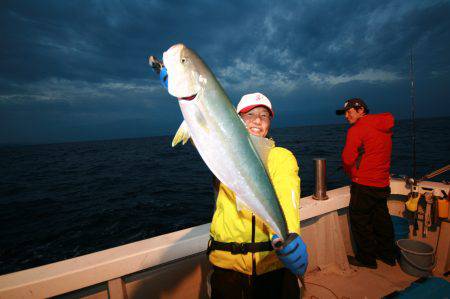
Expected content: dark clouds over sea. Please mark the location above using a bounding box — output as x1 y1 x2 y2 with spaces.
1 1 449 144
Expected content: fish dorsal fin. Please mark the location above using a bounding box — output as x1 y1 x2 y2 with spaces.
172 120 191 147
249 135 275 171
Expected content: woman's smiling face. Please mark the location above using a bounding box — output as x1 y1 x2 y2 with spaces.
240 106 271 137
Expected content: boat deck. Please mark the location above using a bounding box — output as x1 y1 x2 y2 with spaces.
304 261 449 298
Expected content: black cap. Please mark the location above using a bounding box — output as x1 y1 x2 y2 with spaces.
335 98 369 115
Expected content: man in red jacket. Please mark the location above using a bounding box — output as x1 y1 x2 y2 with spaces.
336 98 396 269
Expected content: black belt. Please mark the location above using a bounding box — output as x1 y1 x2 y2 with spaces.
208 237 273 255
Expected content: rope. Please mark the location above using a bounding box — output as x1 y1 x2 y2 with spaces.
304 281 339 299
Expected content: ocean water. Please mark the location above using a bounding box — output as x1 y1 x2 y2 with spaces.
0 117 449 275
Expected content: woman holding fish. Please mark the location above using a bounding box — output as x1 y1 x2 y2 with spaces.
207 93 307 298
150 46 308 298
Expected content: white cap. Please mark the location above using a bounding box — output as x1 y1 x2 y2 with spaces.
236 93 274 117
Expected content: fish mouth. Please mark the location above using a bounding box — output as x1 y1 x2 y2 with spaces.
178 93 197 101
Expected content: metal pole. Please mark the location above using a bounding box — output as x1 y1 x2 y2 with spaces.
312 158 328 200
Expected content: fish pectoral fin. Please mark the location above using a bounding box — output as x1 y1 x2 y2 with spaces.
249 135 275 171
172 120 191 147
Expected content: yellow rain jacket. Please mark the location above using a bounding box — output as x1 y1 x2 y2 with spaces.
209 146 301 275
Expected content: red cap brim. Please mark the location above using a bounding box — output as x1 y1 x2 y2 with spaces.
239 104 274 117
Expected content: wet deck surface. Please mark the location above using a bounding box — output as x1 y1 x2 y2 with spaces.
302 261 449 299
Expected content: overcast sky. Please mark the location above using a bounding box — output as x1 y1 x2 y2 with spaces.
1 0 449 144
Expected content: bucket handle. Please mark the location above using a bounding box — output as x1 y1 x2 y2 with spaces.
397 244 434 256
400 250 437 272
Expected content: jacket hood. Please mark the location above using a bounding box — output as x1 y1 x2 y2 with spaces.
357 113 394 133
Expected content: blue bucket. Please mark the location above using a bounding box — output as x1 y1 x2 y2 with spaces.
391 215 409 241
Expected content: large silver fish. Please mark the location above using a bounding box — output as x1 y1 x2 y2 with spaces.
162 44 288 240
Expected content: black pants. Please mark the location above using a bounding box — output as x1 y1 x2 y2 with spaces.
349 182 396 264
210 266 300 299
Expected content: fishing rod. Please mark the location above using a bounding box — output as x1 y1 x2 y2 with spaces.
405 51 450 237
409 48 417 181
407 49 450 183
407 47 421 236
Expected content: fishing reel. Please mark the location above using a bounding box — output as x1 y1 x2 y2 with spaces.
403 176 417 190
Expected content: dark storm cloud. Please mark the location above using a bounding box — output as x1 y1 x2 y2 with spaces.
0 0 257 82
0 0 449 144
217 0 450 81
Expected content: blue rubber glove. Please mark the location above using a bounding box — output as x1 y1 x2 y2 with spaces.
159 66 168 89
272 233 308 276
149 56 168 89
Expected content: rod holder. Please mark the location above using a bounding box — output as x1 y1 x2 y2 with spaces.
312 158 329 200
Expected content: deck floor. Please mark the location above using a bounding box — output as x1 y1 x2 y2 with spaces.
302 261 449 299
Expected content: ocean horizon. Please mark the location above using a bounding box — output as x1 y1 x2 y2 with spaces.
2 115 448 147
